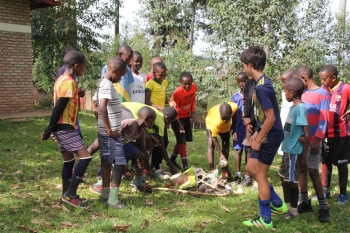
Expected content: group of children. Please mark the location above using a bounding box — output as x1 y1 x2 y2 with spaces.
41 45 349 228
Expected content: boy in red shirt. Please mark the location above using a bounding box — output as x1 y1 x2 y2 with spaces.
170 72 197 171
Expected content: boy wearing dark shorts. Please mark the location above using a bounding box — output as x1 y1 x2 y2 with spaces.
41 51 91 208
319 64 350 205
240 46 287 228
170 72 197 171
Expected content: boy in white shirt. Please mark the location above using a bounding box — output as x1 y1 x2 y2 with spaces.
130 51 146 103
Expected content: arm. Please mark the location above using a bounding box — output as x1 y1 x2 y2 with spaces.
145 89 164 111
300 125 310 171
211 136 227 161
251 108 275 151
158 136 178 174
190 91 196 123
41 98 69 140
312 95 330 154
100 98 119 138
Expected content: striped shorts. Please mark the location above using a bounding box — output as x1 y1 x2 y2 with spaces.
53 130 85 153
98 134 126 165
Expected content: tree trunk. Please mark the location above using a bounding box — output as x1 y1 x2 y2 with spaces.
189 1 196 53
115 0 120 36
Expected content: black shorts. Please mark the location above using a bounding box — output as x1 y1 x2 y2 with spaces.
206 130 230 141
325 136 350 166
171 117 193 144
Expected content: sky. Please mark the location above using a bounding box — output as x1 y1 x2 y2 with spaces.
105 0 349 55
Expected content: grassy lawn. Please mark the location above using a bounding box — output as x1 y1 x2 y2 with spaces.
0 112 349 232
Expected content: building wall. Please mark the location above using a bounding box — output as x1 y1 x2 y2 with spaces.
0 0 33 113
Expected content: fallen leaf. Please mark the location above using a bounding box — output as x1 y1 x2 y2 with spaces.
13 170 23 175
201 219 213 224
112 223 131 231
9 206 22 209
31 209 41 213
46 160 53 163
39 203 46 209
221 206 230 212
18 225 41 232
51 204 61 210
61 221 73 227
31 219 51 228
144 199 153 206
154 217 165 222
139 220 150 230
61 205 70 213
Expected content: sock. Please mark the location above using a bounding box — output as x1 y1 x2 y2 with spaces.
289 187 299 208
73 157 92 177
62 159 75 194
259 198 272 224
101 187 110 199
318 198 327 209
338 164 348 196
282 183 290 203
300 192 309 204
66 175 82 197
107 187 119 205
135 175 143 186
270 184 282 207
179 144 188 169
171 144 179 162
111 165 124 185
235 172 241 177
170 153 178 162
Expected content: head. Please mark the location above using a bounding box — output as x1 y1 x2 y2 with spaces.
63 51 86 77
319 64 338 89
240 46 266 77
280 68 294 88
106 57 127 83
118 45 133 65
179 72 193 91
236 72 248 90
153 62 167 83
138 106 156 129
131 51 143 72
64 47 76 56
150 57 163 71
162 107 178 125
284 77 305 102
219 103 233 123
293 65 313 89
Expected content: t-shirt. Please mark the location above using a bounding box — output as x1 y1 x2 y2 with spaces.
93 79 122 136
232 91 244 134
302 87 330 142
281 103 308 154
280 90 293 129
101 65 134 103
254 74 284 143
172 83 197 118
121 119 145 148
146 78 169 109
243 78 256 126
327 82 350 138
121 102 165 136
54 75 78 128
130 73 146 103
205 102 238 137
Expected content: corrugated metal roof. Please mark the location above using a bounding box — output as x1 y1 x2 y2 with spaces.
30 0 60 10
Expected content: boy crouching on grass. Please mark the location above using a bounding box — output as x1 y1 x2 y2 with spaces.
41 51 91 208
279 77 310 219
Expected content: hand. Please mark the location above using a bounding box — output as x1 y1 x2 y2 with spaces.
250 131 258 145
219 154 228 163
245 123 253 133
108 129 120 139
78 88 86 97
232 132 237 141
299 135 306 143
168 98 176 107
179 124 185 133
310 138 321 155
40 131 51 141
250 132 260 151
242 118 252 126
151 135 161 146
341 109 350 118
300 156 307 172
190 112 195 124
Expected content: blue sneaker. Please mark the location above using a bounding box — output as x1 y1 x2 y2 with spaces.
312 193 330 201
337 194 348 205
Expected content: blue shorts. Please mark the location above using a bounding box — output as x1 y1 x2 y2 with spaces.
233 130 245 150
250 142 280 165
98 134 126 165
123 143 141 161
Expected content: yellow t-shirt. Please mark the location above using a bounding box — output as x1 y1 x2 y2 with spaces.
145 79 168 109
205 102 238 137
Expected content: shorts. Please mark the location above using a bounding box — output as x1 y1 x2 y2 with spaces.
250 142 280 165
98 134 126 165
206 130 230 141
306 142 322 169
123 143 141 161
171 117 193 144
278 153 302 183
233 129 244 150
53 130 85 153
326 136 350 166
242 126 256 147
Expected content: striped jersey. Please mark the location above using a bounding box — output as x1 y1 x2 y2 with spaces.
327 82 350 138
54 75 78 128
93 79 122 136
301 87 330 142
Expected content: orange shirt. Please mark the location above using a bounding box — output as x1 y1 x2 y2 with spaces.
54 75 78 128
172 83 197 118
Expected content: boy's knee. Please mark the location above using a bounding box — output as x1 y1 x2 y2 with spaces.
308 168 319 178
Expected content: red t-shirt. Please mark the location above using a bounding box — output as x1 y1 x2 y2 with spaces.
146 74 153 81
327 82 350 138
172 83 197 118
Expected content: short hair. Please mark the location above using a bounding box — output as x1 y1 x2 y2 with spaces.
138 106 156 118
294 65 313 79
240 46 266 70
108 57 126 70
64 47 75 56
179 71 193 81
236 72 248 80
219 103 233 115
133 51 142 58
153 62 167 71
285 77 304 98
281 68 295 80
118 45 133 56
319 64 338 77
162 107 177 122
151 57 163 66
63 51 85 68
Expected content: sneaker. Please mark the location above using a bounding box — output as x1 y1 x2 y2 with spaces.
282 210 296 220
233 173 242 184
60 193 87 204
122 171 132 181
319 208 330 222
89 182 102 194
97 166 102 180
239 177 252 187
297 199 313 214
337 194 348 205
135 183 153 194
271 202 288 216
61 195 88 208
312 193 330 201
242 217 273 228
155 170 170 180
106 200 127 210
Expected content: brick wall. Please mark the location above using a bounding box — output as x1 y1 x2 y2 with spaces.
0 0 34 113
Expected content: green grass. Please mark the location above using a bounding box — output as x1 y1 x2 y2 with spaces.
0 112 349 232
